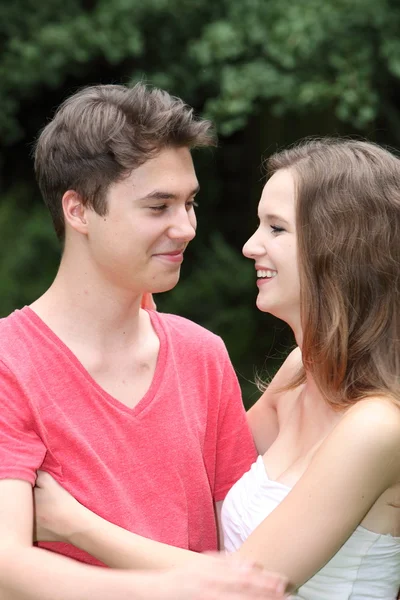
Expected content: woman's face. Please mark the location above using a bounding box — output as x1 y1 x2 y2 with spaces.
243 169 301 332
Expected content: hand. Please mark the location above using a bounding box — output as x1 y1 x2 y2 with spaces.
33 471 83 543
158 556 288 600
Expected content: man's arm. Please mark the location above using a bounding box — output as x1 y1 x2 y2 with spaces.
4 479 287 600
0 479 165 600
35 472 208 571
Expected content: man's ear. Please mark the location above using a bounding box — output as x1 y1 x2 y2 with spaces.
62 190 88 235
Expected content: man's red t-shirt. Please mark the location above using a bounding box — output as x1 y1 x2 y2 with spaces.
0 307 256 564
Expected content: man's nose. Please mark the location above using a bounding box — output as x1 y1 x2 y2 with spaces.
168 211 196 241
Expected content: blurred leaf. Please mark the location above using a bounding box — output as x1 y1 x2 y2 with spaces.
0 186 60 316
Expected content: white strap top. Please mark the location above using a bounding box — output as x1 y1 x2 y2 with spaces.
221 456 400 599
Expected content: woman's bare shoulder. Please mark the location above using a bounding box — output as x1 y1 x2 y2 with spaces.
325 396 400 480
342 396 400 436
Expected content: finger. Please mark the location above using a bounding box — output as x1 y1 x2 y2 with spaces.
235 568 288 597
232 561 286 587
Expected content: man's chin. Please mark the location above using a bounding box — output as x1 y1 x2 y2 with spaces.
151 273 181 295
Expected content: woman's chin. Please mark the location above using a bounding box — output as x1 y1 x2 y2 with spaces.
255 297 290 324
255 296 276 315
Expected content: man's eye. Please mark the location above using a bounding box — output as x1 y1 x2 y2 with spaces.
186 200 199 210
149 205 167 212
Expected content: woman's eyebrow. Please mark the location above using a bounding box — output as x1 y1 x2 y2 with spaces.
258 212 290 225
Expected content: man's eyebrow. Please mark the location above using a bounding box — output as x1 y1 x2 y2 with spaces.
141 185 200 201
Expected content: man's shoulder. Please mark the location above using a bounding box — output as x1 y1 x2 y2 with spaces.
0 309 37 366
0 310 25 345
155 311 226 353
156 311 221 339
0 310 19 328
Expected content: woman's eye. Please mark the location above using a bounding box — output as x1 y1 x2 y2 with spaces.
149 205 167 212
271 225 285 234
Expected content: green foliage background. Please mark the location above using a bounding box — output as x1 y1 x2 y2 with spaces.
1 0 399 405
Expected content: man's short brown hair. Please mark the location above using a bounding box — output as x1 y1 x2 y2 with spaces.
34 83 216 240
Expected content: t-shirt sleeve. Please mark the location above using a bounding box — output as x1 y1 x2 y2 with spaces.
212 348 257 502
0 359 47 485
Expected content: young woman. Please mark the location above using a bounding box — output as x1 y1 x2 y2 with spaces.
34 138 400 599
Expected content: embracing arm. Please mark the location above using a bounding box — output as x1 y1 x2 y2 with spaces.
36 478 228 570
4 479 286 600
35 474 204 571
0 479 173 600
37 397 400 592
238 398 400 590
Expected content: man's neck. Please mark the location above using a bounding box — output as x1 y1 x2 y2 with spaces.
30 262 145 353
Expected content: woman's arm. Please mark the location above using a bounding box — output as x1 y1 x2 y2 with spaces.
238 397 400 590
34 473 204 570
35 396 400 590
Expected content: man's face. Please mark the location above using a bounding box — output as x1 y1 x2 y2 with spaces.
84 146 199 294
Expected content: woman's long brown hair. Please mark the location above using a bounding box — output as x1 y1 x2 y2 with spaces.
267 138 400 408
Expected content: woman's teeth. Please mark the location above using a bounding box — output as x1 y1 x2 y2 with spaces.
257 269 277 279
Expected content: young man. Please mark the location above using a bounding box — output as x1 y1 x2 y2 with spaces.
0 84 286 599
